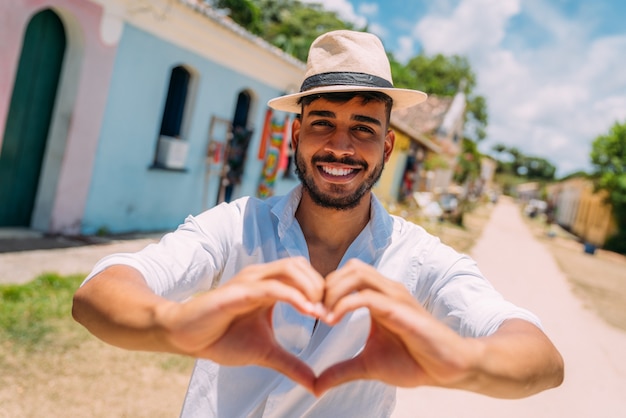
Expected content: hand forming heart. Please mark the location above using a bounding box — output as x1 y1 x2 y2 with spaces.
161 257 476 397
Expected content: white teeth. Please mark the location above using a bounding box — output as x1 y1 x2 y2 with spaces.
322 166 354 176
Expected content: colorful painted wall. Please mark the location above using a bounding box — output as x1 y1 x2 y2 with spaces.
1 0 303 234
1 0 117 233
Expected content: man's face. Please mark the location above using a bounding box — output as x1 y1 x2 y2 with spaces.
292 96 395 210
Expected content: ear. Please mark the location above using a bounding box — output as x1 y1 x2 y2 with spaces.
383 129 395 163
291 117 302 150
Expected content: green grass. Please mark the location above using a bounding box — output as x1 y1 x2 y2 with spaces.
0 273 84 348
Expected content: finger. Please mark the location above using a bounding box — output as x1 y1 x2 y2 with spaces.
324 289 463 372
221 279 324 318
259 343 317 393
324 288 414 327
238 257 326 304
191 308 317 393
323 262 371 309
172 279 327 355
314 356 368 396
324 259 395 309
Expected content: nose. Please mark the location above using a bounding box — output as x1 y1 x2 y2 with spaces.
323 130 355 157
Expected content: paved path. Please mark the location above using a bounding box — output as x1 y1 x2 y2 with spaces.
0 237 160 284
392 197 626 418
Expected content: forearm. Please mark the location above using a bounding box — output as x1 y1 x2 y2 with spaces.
460 319 564 398
72 265 182 353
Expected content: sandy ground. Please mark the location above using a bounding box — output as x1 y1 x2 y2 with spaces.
392 196 626 418
0 235 192 418
0 237 162 285
1 196 625 417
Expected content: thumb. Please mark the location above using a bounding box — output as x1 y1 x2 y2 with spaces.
261 343 317 393
314 356 368 397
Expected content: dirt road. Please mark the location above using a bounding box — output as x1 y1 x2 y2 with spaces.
392 197 626 418
2 197 625 417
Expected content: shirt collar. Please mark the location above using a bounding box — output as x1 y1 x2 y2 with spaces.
271 185 393 263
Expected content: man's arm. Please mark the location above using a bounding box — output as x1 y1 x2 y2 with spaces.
72 259 326 391
72 265 179 352
316 259 564 397
463 318 564 398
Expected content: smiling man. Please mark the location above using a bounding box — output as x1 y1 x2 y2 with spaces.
294 94 390 211
73 30 563 417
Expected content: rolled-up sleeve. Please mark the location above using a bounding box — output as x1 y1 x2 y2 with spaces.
419 241 542 337
82 200 244 302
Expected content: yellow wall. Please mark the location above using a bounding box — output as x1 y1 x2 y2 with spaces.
373 129 410 202
572 184 617 246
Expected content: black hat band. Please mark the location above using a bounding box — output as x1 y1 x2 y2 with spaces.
300 72 393 92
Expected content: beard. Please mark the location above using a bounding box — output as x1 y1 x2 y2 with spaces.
294 146 385 210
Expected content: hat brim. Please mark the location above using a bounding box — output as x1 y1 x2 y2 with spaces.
268 85 427 113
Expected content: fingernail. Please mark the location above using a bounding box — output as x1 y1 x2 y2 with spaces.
305 302 324 317
314 303 327 316
304 302 316 313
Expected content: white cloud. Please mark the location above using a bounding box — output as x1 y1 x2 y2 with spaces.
414 0 520 55
522 0 589 44
495 32 626 175
409 0 626 176
301 0 390 55
578 36 626 97
394 36 415 64
358 2 378 17
302 0 367 28
366 21 386 38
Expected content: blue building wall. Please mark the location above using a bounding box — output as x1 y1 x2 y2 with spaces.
82 25 298 234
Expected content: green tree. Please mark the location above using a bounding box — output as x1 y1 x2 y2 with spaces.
222 0 356 62
525 156 556 180
590 120 626 253
492 143 507 155
490 143 555 181
390 53 488 143
210 0 263 34
261 3 355 61
394 54 475 96
454 137 481 185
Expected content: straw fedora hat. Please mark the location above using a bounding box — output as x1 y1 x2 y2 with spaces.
268 30 427 113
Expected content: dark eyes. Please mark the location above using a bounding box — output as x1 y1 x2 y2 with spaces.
355 125 375 134
310 120 376 135
311 120 332 127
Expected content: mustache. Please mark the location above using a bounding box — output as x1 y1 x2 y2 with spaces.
311 154 368 169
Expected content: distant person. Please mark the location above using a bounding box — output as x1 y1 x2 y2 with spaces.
73 30 563 417
222 125 252 203
545 199 557 237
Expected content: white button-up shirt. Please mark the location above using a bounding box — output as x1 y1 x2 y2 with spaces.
86 186 540 417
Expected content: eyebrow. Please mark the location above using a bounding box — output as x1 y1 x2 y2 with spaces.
353 114 382 127
306 110 383 127
307 110 335 118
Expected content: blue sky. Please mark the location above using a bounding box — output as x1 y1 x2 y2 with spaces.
305 0 626 176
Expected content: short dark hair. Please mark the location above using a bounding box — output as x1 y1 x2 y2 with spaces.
297 91 393 124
